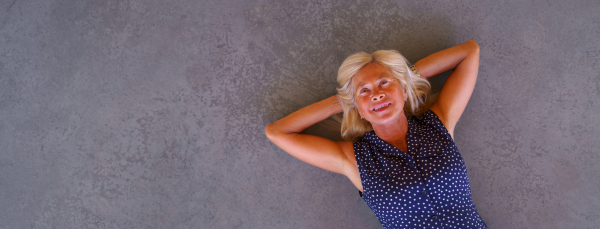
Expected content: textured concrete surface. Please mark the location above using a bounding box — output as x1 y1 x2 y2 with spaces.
1 0 599 228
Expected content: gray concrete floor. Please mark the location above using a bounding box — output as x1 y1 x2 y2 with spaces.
1 0 599 228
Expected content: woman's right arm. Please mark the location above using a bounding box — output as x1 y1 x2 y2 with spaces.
264 96 356 176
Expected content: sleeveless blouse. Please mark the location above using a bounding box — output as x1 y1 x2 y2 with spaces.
353 110 487 229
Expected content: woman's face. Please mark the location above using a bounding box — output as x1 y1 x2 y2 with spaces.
353 62 407 125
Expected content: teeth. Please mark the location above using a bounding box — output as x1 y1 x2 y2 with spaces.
374 103 390 111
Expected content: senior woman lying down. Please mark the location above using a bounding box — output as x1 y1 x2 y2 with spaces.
266 40 486 229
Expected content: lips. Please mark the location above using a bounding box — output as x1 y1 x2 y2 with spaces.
372 102 391 111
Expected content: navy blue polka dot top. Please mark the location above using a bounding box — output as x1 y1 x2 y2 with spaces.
353 110 487 229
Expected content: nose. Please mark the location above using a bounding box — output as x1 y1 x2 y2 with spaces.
372 93 385 101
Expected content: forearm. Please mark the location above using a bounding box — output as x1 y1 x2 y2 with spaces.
414 40 480 79
265 96 342 137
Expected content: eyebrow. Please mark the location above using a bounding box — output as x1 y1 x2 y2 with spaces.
358 76 385 87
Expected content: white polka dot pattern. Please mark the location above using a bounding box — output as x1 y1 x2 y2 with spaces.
353 110 487 229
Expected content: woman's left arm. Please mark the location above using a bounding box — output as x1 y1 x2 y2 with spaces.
414 40 480 137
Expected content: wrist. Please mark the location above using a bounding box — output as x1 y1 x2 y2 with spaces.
327 95 343 115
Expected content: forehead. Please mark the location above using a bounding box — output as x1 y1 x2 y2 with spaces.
353 62 394 87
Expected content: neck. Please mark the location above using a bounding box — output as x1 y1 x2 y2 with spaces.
372 114 409 152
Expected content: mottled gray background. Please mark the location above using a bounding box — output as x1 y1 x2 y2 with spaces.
1 0 599 228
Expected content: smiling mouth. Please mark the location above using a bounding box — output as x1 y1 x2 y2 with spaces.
373 103 391 111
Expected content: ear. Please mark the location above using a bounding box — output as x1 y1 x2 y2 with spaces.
353 107 363 119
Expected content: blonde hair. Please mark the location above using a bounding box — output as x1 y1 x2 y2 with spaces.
336 50 431 141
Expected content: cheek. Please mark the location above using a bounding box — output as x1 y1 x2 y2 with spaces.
356 98 370 113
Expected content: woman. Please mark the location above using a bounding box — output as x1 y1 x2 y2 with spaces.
265 40 486 228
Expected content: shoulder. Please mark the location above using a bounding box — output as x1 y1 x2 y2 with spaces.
417 109 444 125
412 110 453 138
352 131 377 147
408 110 441 127
416 109 453 135
351 131 381 157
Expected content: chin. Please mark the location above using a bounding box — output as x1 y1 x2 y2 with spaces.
370 111 404 125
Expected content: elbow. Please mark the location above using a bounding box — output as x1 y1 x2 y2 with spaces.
466 39 480 54
264 123 274 140
265 122 293 143
264 123 279 141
